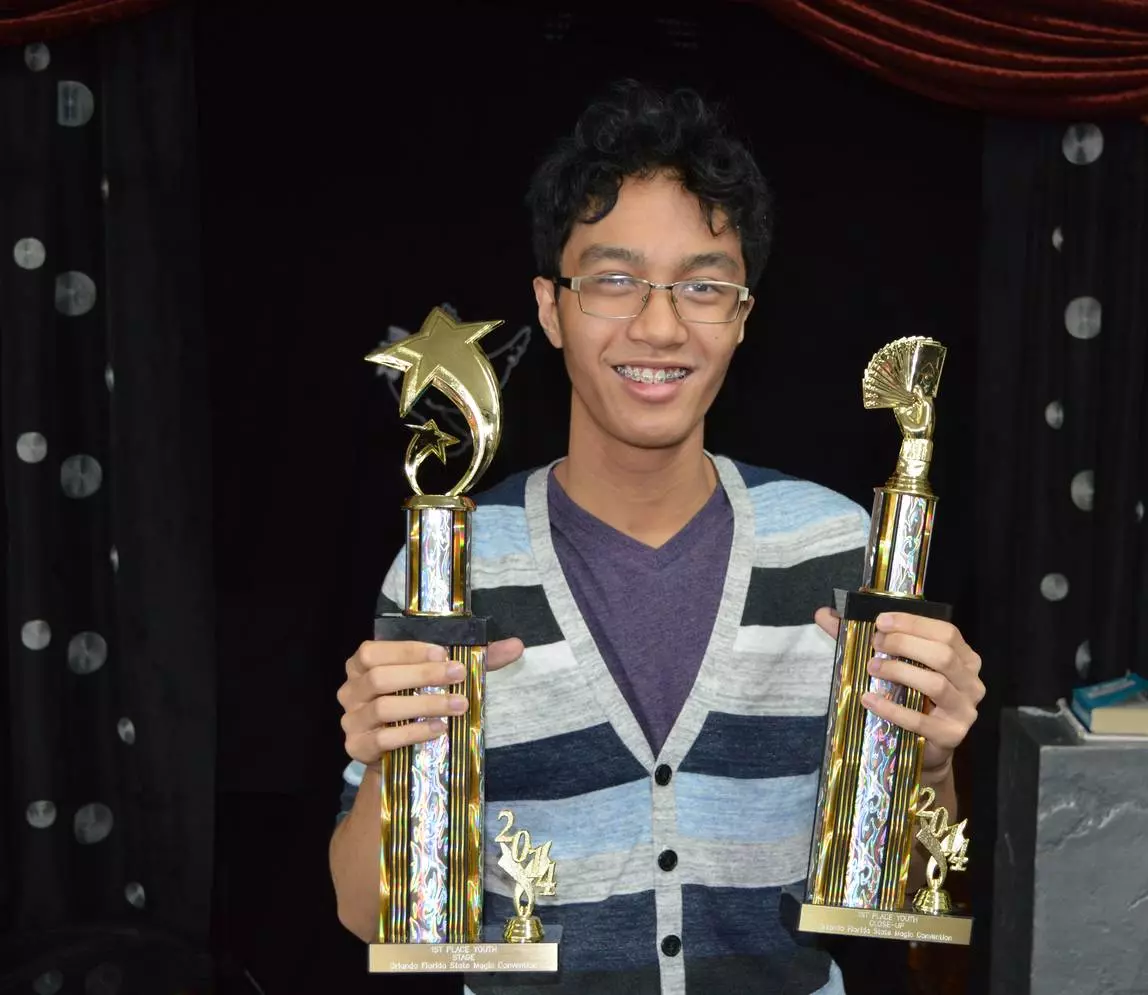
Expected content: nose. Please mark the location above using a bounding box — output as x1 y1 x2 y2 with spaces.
626 286 688 349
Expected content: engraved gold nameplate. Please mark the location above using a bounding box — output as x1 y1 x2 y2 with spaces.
787 903 972 946
364 308 560 973
788 337 974 945
367 936 561 974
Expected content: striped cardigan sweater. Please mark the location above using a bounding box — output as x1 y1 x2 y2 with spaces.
340 455 869 994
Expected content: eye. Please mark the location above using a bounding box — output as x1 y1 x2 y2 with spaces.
589 275 642 295
680 281 718 295
676 281 739 308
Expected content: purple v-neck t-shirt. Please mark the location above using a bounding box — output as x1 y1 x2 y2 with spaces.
547 468 734 755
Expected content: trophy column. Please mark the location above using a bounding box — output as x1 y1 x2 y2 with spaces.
789 337 973 946
375 494 486 945
807 485 948 913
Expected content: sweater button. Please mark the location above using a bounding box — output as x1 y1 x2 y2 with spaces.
654 764 672 786
657 849 678 872
661 934 682 957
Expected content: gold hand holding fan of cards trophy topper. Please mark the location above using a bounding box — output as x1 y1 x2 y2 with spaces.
362 307 561 974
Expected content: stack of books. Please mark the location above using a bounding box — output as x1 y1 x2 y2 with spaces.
1061 672 1148 739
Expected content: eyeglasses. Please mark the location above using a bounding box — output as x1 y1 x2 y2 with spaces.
555 275 748 324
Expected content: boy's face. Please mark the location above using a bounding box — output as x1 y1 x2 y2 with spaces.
534 171 753 454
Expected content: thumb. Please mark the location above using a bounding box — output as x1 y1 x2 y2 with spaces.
813 606 840 641
487 637 525 672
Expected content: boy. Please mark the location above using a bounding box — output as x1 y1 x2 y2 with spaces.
331 80 984 994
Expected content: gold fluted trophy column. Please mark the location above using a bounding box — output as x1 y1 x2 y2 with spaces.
364 307 560 974
785 337 973 946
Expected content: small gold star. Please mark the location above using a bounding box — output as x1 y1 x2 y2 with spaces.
405 419 459 466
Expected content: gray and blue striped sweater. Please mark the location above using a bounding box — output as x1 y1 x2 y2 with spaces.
340 455 867 994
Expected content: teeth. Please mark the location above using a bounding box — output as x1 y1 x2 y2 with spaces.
615 365 689 383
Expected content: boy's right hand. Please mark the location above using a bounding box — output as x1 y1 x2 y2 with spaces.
337 637 524 765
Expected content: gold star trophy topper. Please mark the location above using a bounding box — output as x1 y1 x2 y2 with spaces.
365 307 503 496
911 786 970 916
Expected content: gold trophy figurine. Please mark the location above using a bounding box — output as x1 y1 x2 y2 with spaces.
363 307 561 974
495 808 557 943
912 787 969 916
785 337 974 946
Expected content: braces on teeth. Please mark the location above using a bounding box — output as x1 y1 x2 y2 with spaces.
616 365 688 383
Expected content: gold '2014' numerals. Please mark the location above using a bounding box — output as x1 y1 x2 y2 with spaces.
495 810 557 896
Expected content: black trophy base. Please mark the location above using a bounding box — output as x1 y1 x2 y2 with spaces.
780 893 972 946
837 588 953 624
368 925 563 973
374 613 488 646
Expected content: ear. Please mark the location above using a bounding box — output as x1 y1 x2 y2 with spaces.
533 276 563 348
736 295 755 345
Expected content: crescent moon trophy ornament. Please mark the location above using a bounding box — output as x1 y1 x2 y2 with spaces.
365 306 503 496
364 306 561 975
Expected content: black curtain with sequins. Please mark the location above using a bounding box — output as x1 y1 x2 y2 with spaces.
966 117 1148 994
976 119 1148 703
0 4 223 991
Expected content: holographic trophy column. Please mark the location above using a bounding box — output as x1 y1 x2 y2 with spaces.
364 307 560 973
788 337 973 946
377 489 487 947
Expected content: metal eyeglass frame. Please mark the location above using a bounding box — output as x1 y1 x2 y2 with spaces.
554 275 749 324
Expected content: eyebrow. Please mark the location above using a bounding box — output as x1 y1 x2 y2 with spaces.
680 251 740 276
578 244 645 267
577 244 741 277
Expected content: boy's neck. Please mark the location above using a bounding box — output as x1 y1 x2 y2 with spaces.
555 420 717 549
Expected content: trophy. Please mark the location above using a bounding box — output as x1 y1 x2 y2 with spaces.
784 337 973 946
363 307 561 973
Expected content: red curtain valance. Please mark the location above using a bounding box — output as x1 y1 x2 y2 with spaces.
0 0 168 45
3 1 1148 117
745 0 1148 116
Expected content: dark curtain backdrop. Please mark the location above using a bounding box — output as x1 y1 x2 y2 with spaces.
0 4 224 993
968 115 1148 994
979 118 1147 701
194 3 979 993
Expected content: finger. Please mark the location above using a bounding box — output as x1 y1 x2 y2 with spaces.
872 630 980 696
875 613 971 656
347 640 449 676
487 637 525 672
813 607 840 641
867 657 980 724
340 660 454 709
342 689 469 734
860 690 970 751
866 656 953 706
338 659 466 708
346 719 447 764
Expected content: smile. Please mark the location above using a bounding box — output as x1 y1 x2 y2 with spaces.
614 365 691 384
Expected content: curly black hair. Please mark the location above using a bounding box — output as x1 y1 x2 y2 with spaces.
526 80 774 290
